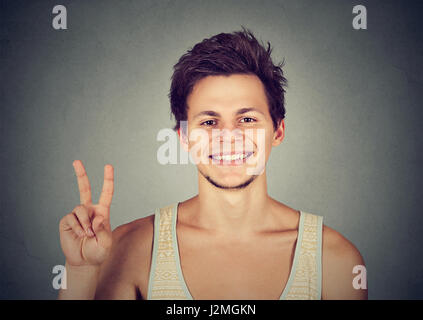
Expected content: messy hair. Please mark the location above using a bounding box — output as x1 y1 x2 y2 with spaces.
169 26 287 132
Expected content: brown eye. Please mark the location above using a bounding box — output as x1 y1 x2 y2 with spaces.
201 120 216 126
240 117 255 123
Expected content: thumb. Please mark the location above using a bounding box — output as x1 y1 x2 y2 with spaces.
92 215 112 249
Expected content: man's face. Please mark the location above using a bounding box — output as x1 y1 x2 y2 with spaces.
179 73 284 189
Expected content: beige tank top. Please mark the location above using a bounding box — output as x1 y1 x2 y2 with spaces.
147 202 323 300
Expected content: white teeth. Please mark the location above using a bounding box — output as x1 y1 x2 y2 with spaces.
211 153 250 161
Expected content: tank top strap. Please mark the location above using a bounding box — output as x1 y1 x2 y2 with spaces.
284 211 323 300
147 203 189 299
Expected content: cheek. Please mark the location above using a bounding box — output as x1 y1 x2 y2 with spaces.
266 131 276 152
255 128 274 154
187 128 211 161
261 140 274 162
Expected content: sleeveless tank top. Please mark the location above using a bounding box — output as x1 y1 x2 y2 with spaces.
147 202 323 300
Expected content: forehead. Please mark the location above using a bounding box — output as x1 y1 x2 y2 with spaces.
186 74 268 113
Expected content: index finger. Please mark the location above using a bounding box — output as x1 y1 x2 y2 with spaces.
98 164 114 212
73 160 93 205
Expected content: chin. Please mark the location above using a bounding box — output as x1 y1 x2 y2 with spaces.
198 167 258 190
214 176 257 190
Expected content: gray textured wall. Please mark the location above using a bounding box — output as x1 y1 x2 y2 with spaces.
0 0 422 299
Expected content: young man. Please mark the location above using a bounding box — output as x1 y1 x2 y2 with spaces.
58 28 367 300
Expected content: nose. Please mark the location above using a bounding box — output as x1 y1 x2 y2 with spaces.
214 127 244 143
209 127 245 156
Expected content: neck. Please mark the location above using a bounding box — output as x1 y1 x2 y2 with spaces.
192 170 274 238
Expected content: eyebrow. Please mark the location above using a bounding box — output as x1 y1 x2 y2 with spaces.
236 107 265 116
193 107 265 120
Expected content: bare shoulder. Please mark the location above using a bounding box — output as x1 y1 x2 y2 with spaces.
95 214 155 299
111 213 156 274
322 224 363 261
321 224 368 300
112 214 155 245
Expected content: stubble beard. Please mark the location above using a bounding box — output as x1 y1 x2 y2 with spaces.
198 167 259 190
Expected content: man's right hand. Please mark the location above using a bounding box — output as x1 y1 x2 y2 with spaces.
59 160 114 267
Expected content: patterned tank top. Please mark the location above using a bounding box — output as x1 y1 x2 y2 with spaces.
147 202 323 300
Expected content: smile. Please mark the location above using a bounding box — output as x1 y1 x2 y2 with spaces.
209 152 254 162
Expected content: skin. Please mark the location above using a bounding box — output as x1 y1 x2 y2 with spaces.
58 74 367 300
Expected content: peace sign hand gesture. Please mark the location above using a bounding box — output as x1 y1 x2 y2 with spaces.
59 160 114 267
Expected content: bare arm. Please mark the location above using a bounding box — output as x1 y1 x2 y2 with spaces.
58 263 101 300
94 215 154 300
321 225 368 300
94 225 138 299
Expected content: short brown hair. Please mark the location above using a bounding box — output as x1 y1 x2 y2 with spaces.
169 26 287 132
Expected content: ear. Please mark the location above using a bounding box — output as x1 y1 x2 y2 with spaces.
272 119 285 147
178 127 189 152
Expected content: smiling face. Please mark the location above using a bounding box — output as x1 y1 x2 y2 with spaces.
179 73 285 190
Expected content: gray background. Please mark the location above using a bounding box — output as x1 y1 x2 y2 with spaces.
0 0 422 299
